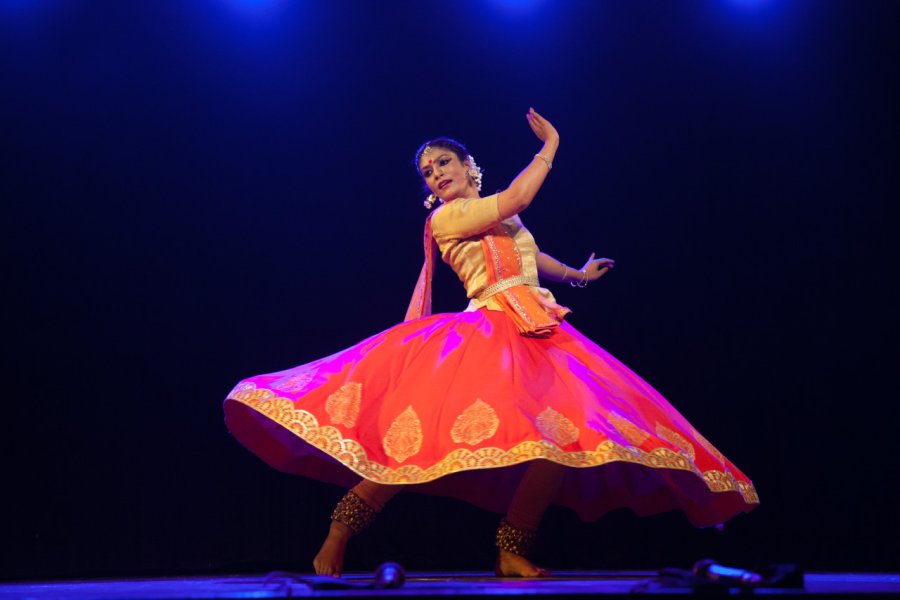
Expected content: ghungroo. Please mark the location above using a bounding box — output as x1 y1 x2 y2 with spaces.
495 519 537 556
331 491 377 535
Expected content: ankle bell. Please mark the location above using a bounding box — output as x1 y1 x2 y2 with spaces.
331 491 377 535
495 519 537 556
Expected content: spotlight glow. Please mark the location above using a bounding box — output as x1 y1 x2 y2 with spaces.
221 0 286 17
728 0 770 7
488 0 546 15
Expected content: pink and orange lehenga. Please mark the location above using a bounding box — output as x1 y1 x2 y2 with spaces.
224 194 758 527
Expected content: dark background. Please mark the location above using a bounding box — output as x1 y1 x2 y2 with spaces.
2 0 897 580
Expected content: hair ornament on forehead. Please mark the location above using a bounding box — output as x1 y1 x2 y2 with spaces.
415 138 480 209
466 154 483 192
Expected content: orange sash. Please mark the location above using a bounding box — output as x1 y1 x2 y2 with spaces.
406 217 569 337
480 224 570 336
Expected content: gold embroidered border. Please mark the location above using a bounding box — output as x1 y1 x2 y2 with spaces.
227 382 759 504
504 222 524 272
486 234 505 280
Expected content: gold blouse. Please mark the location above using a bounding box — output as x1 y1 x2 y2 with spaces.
430 193 560 312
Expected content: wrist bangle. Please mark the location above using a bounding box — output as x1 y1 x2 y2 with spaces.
562 265 569 282
570 270 588 288
535 154 552 170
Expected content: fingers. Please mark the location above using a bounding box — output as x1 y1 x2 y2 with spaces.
586 258 615 281
527 107 546 128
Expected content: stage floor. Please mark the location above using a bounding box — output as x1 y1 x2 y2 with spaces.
2 571 900 598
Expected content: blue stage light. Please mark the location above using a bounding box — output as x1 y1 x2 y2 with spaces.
728 0 770 7
487 0 546 15
220 0 286 17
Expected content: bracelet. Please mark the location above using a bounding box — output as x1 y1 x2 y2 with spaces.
535 153 552 170
562 265 569 282
570 270 588 288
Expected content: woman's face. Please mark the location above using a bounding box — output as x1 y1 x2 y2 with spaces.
418 148 473 202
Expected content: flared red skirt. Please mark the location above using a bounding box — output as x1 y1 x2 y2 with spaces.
224 309 758 527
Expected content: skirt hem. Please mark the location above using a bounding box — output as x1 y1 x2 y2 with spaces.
224 382 760 512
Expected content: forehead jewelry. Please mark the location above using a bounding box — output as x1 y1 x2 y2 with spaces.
422 145 434 164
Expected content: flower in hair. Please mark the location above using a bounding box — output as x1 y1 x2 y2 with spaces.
466 154 483 192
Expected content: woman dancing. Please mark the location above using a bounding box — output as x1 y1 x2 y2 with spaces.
223 108 758 578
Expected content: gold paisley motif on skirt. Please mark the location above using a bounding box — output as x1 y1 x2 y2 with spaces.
656 423 696 461
325 382 362 428
690 425 726 464
536 407 579 446
271 371 315 394
607 410 650 446
451 399 500 446
383 406 423 463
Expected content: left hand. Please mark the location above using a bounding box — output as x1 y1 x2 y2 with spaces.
581 252 615 282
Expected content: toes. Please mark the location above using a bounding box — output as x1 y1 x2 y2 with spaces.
313 559 332 576
496 552 550 578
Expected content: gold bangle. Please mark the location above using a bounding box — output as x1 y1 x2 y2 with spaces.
535 153 552 170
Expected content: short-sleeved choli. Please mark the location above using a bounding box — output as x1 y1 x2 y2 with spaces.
430 194 560 312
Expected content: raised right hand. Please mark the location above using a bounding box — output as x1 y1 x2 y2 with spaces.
526 107 559 144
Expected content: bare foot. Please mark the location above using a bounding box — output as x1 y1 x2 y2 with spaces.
495 549 551 577
312 521 352 577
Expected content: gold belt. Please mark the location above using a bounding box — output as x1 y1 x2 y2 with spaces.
475 274 539 302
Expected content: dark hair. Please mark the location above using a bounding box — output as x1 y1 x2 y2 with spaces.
413 137 470 175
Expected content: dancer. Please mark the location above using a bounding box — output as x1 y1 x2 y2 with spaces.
224 108 758 578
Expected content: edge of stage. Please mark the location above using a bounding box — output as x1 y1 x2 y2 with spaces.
2 570 900 599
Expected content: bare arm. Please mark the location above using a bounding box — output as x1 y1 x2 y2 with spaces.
497 108 559 220
537 251 616 285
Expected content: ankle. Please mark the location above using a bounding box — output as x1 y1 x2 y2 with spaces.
327 521 353 542
495 519 537 558
331 491 378 536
